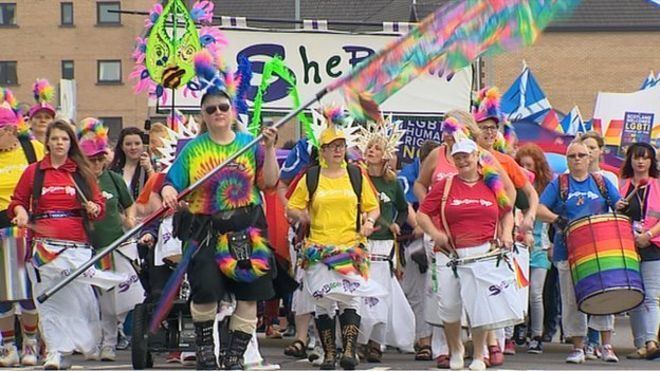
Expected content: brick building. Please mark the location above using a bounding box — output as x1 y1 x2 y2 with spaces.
1 0 659 141
0 0 150 141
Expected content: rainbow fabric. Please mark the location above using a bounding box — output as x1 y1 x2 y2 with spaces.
302 243 370 279
31 240 60 268
336 0 580 120
149 239 200 333
165 131 263 214
96 254 114 271
513 257 529 289
215 227 271 282
479 151 510 209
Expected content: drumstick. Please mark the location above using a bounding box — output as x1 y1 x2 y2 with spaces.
623 178 649 203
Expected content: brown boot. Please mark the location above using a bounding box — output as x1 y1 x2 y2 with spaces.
338 309 361 370
315 315 337 370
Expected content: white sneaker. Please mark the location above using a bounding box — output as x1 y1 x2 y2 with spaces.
566 348 586 364
601 344 619 363
0 343 20 367
44 351 71 370
469 359 487 370
449 345 465 370
584 342 599 360
84 347 100 361
181 351 196 366
100 346 116 361
21 338 39 366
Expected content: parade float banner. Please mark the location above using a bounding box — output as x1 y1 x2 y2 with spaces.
394 115 443 164
592 86 660 148
154 29 473 115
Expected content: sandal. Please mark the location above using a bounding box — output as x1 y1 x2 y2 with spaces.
284 340 307 358
415 345 433 361
436 354 450 369
646 341 660 360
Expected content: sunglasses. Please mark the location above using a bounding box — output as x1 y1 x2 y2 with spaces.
203 103 231 115
567 153 589 160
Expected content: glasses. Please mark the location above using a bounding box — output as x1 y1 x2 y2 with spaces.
203 103 231 115
567 153 589 160
480 125 498 132
322 143 346 151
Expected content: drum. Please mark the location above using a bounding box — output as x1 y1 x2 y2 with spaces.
567 213 644 315
0 227 31 301
450 249 525 330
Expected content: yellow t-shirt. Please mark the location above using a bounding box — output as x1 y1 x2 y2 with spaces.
0 140 45 210
288 171 379 247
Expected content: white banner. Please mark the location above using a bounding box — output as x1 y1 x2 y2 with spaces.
592 86 660 146
59 79 76 122
153 29 473 115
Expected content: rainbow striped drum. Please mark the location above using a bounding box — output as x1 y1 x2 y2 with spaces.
567 214 644 315
0 227 31 302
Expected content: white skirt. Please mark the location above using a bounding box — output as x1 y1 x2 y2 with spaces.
291 263 316 316
28 240 124 355
109 241 145 315
154 216 183 266
304 264 386 307
358 259 415 351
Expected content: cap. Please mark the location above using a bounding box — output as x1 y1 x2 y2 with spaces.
319 127 346 146
28 103 56 120
0 106 19 129
77 118 109 157
451 139 478 156
472 86 502 124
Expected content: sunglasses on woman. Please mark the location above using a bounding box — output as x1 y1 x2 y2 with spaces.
204 103 231 115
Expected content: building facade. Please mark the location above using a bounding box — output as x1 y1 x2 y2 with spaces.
0 0 149 141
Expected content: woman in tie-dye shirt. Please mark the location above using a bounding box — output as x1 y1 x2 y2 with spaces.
161 90 279 369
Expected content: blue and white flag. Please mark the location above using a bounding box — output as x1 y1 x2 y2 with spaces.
560 105 586 135
640 71 657 90
501 63 552 123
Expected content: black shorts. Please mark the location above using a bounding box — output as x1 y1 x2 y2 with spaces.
187 206 275 304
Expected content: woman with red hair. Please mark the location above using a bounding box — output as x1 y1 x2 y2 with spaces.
515 143 553 354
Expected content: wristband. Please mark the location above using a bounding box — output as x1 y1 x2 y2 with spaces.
366 217 375 225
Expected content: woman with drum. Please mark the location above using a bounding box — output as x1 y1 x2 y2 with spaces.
417 138 515 371
0 89 45 367
537 141 621 364
77 118 140 361
617 142 660 360
8 120 107 369
515 143 553 354
287 115 381 370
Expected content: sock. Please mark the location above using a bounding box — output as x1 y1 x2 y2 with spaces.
22 324 38 339
229 314 258 334
1 330 15 345
190 302 218 323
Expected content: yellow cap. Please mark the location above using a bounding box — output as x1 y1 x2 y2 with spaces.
319 127 346 146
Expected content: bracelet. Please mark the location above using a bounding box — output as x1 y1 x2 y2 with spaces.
646 231 654 239
366 217 375 225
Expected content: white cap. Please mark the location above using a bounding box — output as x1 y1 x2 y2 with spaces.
451 139 478 156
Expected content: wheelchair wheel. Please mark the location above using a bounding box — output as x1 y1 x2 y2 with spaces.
131 303 153 369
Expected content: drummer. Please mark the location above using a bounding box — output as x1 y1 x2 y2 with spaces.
77 118 137 361
536 141 622 364
417 138 514 371
0 88 45 367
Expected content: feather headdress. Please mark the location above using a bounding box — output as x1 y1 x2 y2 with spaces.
154 112 200 172
0 87 21 129
472 86 502 124
310 104 360 148
28 79 56 119
355 115 407 160
77 118 109 157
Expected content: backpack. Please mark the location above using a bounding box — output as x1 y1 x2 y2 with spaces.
32 162 94 239
558 172 611 209
18 137 37 164
305 164 363 232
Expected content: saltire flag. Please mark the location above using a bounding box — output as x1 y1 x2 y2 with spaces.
640 70 658 90
336 0 581 121
560 105 586 135
501 63 552 122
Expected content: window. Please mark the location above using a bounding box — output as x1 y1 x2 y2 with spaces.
61 60 74 79
60 2 73 26
0 61 18 85
100 117 123 143
97 60 121 83
0 3 16 26
97 2 120 25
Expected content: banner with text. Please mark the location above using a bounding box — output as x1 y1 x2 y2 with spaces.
153 29 473 115
394 115 443 164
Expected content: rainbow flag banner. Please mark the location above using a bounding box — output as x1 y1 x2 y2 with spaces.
336 0 581 121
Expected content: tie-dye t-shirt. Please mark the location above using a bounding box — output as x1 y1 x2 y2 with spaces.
166 131 264 215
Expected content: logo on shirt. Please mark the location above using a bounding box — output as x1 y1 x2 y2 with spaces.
450 199 494 207
567 191 600 201
379 192 391 203
42 186 76 197
102 191 114 200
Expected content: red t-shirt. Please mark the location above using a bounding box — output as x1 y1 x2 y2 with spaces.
8 156 105 243
432 146 458 186
419 176 503 249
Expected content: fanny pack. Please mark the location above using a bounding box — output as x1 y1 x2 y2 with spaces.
215 227 272 283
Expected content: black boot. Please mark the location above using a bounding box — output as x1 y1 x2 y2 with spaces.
339 309 361 370
194 321 218 370
217 318 231 366
221 330 252 370
315 315 337 370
